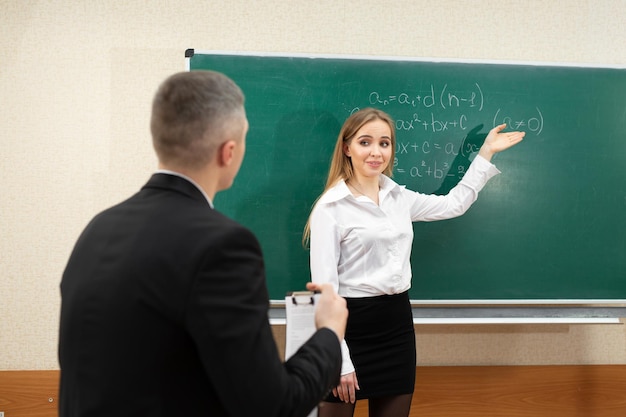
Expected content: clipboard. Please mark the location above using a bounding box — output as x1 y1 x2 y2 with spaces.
285 291 321 417
284 291 320 360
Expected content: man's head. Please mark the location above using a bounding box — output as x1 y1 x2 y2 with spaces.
150 71 247 191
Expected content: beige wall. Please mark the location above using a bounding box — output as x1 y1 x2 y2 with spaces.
1 0 625 370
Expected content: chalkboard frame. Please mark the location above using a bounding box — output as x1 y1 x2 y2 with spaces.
186 49 626 305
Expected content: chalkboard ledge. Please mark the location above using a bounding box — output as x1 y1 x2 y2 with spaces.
268 305 626 325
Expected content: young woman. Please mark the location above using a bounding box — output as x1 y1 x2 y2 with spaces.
304 108 524 417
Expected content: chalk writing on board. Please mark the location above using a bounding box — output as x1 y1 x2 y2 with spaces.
394 159 468 180
392 107 544 135
358 83 545 136
493 107 544 135
394 113 471 133
368 83 485 111
394 137 477 180
396 139 480 158
350 83 545 186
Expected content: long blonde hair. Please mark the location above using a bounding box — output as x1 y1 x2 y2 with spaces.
302 108 396 247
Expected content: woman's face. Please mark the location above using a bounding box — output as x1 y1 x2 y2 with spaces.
343 119 393 180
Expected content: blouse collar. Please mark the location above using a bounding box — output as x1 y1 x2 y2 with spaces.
318 174 404 204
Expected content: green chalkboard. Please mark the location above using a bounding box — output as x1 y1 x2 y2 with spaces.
187 50 626 302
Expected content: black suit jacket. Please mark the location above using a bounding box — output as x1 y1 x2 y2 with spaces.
59 173 341 417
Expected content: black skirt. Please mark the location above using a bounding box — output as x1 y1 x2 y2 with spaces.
325 291 416 401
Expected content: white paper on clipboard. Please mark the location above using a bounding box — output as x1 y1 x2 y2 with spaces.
285 291 320 417
285 291 320 359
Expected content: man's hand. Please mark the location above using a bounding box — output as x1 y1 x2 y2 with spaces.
306 282 348 341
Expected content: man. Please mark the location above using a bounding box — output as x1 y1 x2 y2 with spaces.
58 70 347 417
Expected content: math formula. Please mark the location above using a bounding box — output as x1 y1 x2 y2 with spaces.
348 82 544 191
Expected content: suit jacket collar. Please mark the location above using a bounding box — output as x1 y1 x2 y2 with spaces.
143 173 213 207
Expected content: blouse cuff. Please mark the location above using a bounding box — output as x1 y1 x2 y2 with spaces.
460 154 501 192
340 340 355 375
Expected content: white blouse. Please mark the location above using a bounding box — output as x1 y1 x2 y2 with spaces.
309 155 500 375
